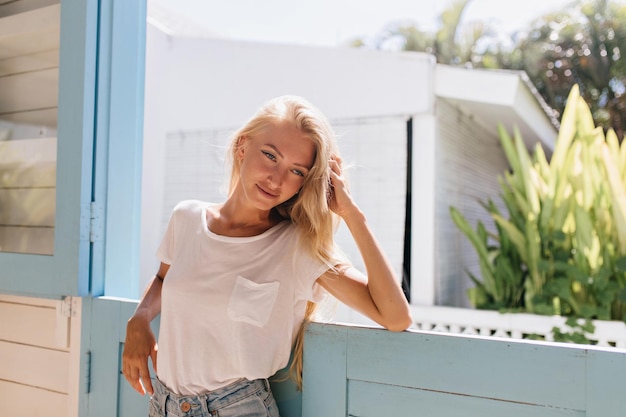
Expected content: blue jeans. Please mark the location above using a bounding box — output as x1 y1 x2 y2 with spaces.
149 377 280 417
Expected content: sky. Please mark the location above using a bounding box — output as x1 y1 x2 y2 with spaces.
153 0 576 47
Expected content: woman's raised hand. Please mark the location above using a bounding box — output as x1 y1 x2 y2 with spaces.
328 155 358 219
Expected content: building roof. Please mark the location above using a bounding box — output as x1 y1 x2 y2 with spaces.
435 65 559 154
147 1 220 38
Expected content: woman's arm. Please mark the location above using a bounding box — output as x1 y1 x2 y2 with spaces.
122 262 170 395
317 157 412 331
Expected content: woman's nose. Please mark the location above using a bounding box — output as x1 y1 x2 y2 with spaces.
268 166 286 186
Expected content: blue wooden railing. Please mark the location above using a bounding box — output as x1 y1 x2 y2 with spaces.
92 298 626 417
299 323 626 417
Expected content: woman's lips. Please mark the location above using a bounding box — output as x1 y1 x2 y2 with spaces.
256 184 278 199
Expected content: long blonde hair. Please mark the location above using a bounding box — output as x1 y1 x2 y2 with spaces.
228 96 344 388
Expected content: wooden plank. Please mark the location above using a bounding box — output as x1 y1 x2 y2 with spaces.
0 299 66 349
0 163 56 188
586 349 626 417
0 188 55 225
0 107 57 126
0 27 58 60
0 49 59 76
0 293 58 307
0 137 57 187
345 327 587 411
0 4 60 59
0 68 58 113
0 340 69 393
0 379 67 417
0 135 56 163
348 380 584 417
0 226 54 254
0 0 59 18
302 323 348 417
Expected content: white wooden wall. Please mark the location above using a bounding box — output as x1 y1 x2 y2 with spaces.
0 137 56 254
0 2 59 126
0 1 59 255
435 98 510 307
0 294 81 417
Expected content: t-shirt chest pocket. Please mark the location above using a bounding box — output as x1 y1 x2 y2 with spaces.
227 275 281 327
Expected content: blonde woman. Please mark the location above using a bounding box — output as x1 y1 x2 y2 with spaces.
122 96 412 417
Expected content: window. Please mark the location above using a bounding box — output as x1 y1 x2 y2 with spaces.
0 2 59 255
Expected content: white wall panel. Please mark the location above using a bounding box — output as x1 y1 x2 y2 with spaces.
0 297 65 348
332 117 407 280
0 340 69 392
435 98 509 307
0 137 56 254
152 37 433 133
0 380 67 416
0 294 78 417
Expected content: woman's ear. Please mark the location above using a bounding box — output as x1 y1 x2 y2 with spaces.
236 136 248 160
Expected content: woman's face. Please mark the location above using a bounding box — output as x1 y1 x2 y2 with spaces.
237 121 316 211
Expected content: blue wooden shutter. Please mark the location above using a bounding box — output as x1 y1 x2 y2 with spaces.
0 0 99 297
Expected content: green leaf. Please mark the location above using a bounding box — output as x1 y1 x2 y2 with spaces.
550 85 579 174
514 127 541 216
601 143 626 253
493 214 528 263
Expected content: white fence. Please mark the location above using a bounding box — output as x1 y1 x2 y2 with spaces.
334 304 626 348
411 305 626 348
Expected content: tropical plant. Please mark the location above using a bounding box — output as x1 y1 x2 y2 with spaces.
451 85 626 323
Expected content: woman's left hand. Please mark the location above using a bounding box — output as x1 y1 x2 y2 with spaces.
328 155 357 219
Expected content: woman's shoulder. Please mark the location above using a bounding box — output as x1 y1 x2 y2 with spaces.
169 200 215 223
172 199 213 213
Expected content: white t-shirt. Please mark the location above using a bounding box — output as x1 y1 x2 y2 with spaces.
156 200 329 395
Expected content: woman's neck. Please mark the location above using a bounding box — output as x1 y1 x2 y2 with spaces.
207 200 281 237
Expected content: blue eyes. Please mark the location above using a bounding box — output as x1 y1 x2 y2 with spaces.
262 151 276 161
261 150 305 177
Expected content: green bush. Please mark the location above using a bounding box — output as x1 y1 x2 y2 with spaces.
451 85 626 322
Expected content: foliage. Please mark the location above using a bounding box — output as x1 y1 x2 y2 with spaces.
510 0 626 140
350 0 493 66
450 85 626 324
351 0 626 141
552 317 596 344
